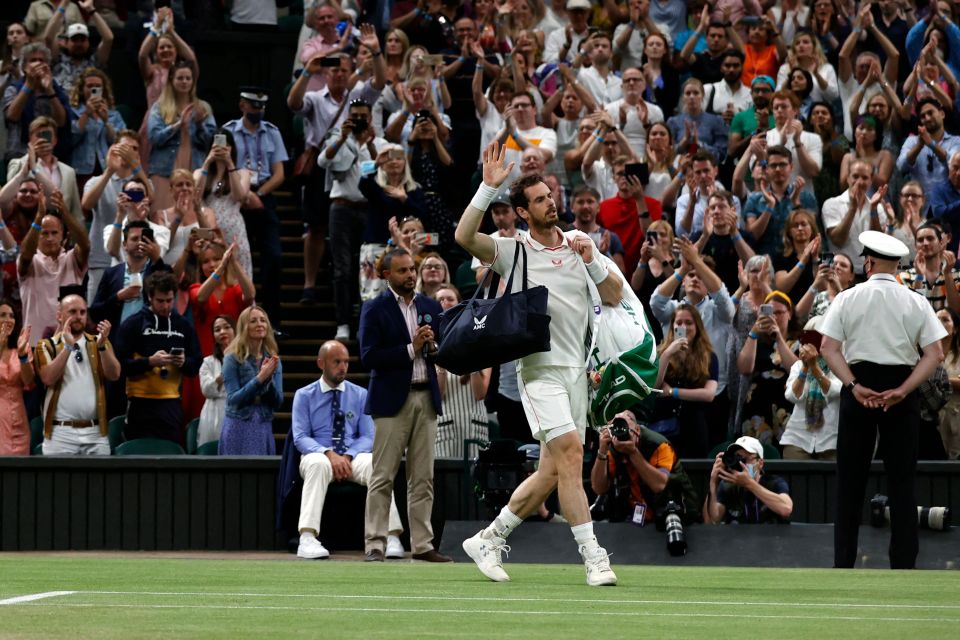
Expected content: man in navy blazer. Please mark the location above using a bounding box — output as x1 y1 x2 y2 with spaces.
359 248 451 563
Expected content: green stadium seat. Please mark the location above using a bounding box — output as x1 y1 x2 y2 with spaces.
108 416 126 453
185 418 200 455
195 440 219 456
115 438 186 456
29 416 43 455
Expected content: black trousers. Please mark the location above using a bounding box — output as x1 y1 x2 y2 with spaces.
241 194 281 323
835 363 919 569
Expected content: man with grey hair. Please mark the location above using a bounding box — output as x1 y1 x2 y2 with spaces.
2 42 70 166
292 339 405 559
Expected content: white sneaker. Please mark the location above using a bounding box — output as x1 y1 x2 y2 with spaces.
297 535 330 560
335 324 350 340
386 534 405 559
580 544 617 586
462 529 510 582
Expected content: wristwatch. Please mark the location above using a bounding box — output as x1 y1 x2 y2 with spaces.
844 379 858 393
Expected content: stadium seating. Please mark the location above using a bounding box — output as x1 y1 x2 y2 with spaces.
115 439 186 456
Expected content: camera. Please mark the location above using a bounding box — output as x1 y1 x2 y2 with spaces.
609 417 631 442
870 494 952 531
351 116 368 134
663 501 687 556
721 450 743 473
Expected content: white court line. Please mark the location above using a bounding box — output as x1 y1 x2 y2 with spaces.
0 591 77 606
70 591 960 611
14 601 959 623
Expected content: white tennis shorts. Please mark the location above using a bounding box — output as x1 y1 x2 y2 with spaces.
517 365 588 443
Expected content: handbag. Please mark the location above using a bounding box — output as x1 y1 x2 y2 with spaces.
292 146 318 179
436 241 550 375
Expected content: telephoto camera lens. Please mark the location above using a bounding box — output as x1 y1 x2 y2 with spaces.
872 495 952 531
664 501 687 556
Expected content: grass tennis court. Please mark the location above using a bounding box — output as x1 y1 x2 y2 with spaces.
1 556 958 639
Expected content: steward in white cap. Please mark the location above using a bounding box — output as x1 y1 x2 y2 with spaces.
702 435 794 524
820 230 946 569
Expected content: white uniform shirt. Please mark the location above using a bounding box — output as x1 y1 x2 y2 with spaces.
820 273 946 365
488 230 597 369
821 189 888 272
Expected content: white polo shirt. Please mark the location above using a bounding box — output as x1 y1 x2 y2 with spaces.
819 273 946 366
488 230 597 369
821 189 887 272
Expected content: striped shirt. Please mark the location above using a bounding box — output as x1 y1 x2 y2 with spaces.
897 265 960 312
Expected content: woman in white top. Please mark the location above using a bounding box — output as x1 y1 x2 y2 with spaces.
781 319 840 460
775 30 838 103
472 50 514 166
198 315 236 447
195 129 253 275
156 168 216 267
768 0 810 46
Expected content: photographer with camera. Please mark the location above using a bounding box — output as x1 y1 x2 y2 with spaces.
318 98 388 341
590 410 698 526
703 436 793 524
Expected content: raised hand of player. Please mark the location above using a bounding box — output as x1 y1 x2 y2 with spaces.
481 141 514 189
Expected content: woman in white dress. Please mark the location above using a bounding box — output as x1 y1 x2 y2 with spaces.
198 315 236 447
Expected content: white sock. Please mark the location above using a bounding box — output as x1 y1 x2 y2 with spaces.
571 522 598 550
485 507 522 539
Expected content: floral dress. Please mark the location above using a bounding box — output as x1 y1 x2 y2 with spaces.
205 192 253 276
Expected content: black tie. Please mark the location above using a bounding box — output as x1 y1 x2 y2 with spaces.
331 390 347 455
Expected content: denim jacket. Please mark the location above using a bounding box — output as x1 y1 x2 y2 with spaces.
223 352 283 420
70 105 127 174
147 102 217 176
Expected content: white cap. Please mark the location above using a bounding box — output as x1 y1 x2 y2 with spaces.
567 0 592 10
66 23 89 38
727 436 764 460
859 230 909 260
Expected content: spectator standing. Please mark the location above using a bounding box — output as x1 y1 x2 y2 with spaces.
155 169 216 268
190 242 254 356
25 0 84 37
407 111 457 254
937 308 960 460
577 33 622 105
42 2 114 96
764 90 821 195
220 305 282 455
703 50 752 121
0 300 33 456
198 315 234 448
147 60 216 210
929 151 960 243
0 178 40 301
195 131 252 276
667 78 729 164
136 6 198 173
103 178 168 266
895 98 960 200
897 222 960 314
675 151 739 238
822 160 888 273
780 319 840 460
36 294 119 454
726 75 775 162
839 115 893 191
772 209 822 306
68 68 125 187
8 115 83 222
775 30 838 105
692 190 756 295
571 185 626 273
17 192 88 338
807 101 848 208
606 67 665 162
597 157 662 278
3 43 70 167
115 271 201 443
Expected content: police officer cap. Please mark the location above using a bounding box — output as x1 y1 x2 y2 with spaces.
859 230 908 260
239 86 269 106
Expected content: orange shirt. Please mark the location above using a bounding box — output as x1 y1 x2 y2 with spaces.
742 44 779 86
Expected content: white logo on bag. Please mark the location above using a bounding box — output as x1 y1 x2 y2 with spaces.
473 315 488 330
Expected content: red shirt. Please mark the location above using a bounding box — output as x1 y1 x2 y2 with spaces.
597 194 663 278
189 283 249 356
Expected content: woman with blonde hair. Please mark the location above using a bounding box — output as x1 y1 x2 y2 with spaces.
69 67 126 184
147 61 217 209
383 29 410 85
191 242 255 357
415 253 450 299
136 7 198 172
157 168 217 268
220 306 282 455
654 303 720 457
776 30 838 104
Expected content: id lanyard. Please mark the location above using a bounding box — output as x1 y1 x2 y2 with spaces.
240 128 263 181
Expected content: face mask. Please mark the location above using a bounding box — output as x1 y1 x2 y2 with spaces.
245 111 263 124
744 463 758 479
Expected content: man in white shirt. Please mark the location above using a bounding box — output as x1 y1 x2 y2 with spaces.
577 34 622 106
318 99 388 340
704 51 752 121
765 90 821 195
821 160 888 272
456 142 622 587
605 67 664 159
495 92 558 193
543 0 592 64
582 113 638 201
471 195 522 282
36 294 121 455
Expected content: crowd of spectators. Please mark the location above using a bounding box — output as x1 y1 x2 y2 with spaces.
1 0 960 475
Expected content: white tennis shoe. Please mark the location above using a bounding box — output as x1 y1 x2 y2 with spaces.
462 530 511 582
386 535 405 559
580 544 617 586
297 535 330 560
